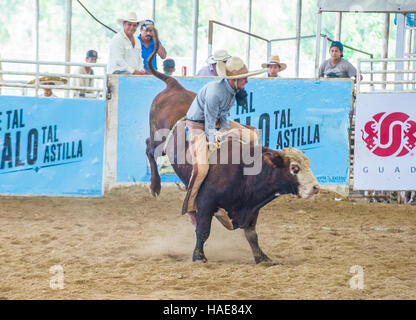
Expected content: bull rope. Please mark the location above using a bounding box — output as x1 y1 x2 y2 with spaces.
162 117 250 155
162 116 187 154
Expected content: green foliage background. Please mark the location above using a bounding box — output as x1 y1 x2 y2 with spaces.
0 0 403 77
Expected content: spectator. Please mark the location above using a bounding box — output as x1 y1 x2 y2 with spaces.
163 58 175 76
261 55 287 78
108 12 145 75
40 82 57 97
196 49 231 77
74 49 98 98
318 41 357 79
138 19 167 73
28 76 67 97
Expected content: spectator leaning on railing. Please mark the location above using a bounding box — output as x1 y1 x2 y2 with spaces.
74 49 98 98
28 76 67 98
261 55 287 78
196 49 231 77
318 41 358 79
163 58 175 76
138 19 167 74
108 12 145 75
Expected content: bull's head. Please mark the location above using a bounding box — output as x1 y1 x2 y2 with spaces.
263 148 319 199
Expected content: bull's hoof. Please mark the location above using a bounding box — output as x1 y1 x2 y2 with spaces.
150 181 161 197
192 256 208 263
192 250 208 263
254 254 272 264
150 188 160 197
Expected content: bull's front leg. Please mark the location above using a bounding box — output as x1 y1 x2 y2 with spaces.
244 219 271 264
192 210 214 263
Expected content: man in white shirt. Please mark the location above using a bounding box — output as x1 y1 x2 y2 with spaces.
108 12 145 75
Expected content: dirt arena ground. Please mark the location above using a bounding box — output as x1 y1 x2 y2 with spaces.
0 185 415 300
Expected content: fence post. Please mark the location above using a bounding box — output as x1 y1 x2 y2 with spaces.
65 0 72 98
382 13 390 90
208 20 213 60
321 35 327 65
315 10 322 77
267 41 271 63
192 0 199 76
395 13 406 91
295 0 302 77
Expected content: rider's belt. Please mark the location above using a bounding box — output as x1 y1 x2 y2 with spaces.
186 118 205 123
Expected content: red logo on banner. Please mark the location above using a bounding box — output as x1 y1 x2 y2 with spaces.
361 112 416 157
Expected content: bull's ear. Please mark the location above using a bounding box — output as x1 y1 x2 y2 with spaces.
264 151 285 168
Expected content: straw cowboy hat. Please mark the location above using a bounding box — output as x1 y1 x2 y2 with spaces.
117 12 141 26
217 56 266 79
261 55 287 72
206 49 231 65
28 76 67 86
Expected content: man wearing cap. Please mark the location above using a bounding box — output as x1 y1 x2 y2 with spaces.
183 56 265 226
74 50 98 98
318 41 357 79
163 58 175 76
262 55 287 78
196 50 231 77
108 12 145 75
138 19 167 73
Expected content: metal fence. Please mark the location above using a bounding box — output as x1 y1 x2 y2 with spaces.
0 59 108 99
350 56 416 204
208 20 374 78
357 57 416 94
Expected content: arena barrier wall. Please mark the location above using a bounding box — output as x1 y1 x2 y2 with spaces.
0 96 106 196
106 76 353 192
353 93 416 190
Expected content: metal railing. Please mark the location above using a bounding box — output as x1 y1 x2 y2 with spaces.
357 57 416 93
0 59 108 99
208 20 374 77
208 20 332 75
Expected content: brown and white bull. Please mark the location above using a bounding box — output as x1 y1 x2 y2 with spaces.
145 27 319 263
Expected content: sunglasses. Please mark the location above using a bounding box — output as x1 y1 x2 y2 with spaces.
141 19 155 30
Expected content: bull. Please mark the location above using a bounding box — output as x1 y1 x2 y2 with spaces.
145 28 319 263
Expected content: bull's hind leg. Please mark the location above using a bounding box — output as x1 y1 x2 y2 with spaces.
146 137 161 197
192 210 214 263
244 219 271 264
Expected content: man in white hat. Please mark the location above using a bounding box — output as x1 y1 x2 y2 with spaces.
262 55 287 78
196 49 231 77
184 56 265 226
28 76 67 97
108 12 145 75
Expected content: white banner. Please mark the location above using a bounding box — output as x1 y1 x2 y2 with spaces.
318 0 416 13
354 93 416 190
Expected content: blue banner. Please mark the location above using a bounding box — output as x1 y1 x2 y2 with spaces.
117 77 352 185
0 96 106 196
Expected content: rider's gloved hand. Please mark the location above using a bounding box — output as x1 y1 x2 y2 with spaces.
208 142 220 152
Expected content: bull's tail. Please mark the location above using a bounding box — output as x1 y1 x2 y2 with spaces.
147 27 171 85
